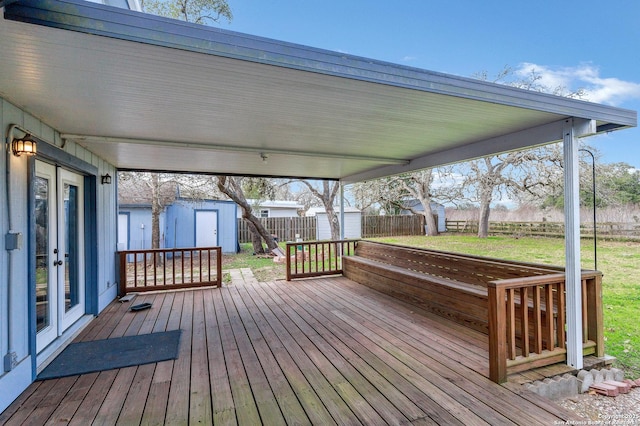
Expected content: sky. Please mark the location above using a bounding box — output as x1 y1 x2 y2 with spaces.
213 0 640 168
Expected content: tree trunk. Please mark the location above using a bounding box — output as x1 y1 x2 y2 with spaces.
216 176 278 254
478 194 492 238
325 202 341 240
423 210 439 236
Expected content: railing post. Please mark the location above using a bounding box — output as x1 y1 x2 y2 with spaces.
586 274 604 357
488 282 507 383
118 251 127 296
216 247 223 288
286 243 292 281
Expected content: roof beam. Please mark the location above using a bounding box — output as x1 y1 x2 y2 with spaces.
62 134 411 165
342 118 596 184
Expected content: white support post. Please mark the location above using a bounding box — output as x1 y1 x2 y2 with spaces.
563 118 583 369
339 182 345 240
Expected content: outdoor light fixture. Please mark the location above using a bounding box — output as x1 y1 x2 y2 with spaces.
101 174 112 185
260 152 269 163
11 134 37 157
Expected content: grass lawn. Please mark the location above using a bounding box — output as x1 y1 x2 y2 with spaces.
223 236 640 377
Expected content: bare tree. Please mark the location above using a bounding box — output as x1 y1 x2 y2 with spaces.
352 168 458 236
142 0 232 25
298 180 341 240
215 176 278 254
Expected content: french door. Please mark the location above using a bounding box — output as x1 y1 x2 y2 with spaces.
35 161 85 353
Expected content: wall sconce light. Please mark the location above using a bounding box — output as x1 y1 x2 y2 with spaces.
101 174 112 185
260 152 269 163
12 134 38 157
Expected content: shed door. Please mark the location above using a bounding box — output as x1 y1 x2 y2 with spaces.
195 210 218 247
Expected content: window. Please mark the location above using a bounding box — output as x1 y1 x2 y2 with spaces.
260 209 269 218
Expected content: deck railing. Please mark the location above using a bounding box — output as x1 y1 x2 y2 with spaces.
488 271 603 383
285 240 358 280
118 247 222 295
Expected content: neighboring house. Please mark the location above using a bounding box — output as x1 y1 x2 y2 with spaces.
306 206 362 240
241 199 304 218
400 200 447 233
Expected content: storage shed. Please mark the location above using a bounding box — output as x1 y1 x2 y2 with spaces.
307 206 362 240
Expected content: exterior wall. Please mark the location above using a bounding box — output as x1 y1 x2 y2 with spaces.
118 206 158 250
261 207 299 218
316 212 362 240
165 199 238 253
0 98 118 413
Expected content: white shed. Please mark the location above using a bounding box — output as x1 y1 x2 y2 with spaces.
306 207 362 240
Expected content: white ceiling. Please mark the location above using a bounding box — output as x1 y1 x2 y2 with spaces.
1 0 636 182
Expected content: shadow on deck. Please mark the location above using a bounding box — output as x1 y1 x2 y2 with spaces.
1 270 583 425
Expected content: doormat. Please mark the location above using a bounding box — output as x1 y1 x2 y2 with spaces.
37 329 182 380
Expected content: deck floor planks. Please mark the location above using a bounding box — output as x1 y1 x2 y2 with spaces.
255 279 433 424
220 282 288 425
212 283 262 425
189 287 214 424
165 290 194 425
226 284 311 425
203 288 238 426
67 370 119 426
232 284 339 426
299 277 579 425
242 278 396 425
260 279 464 426
2 271 583 425
263 279 486 426
236 277 362 426
291 279 518 425
43 372 99 425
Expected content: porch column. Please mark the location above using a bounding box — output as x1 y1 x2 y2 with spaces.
563 118 582 369
339 182 345 240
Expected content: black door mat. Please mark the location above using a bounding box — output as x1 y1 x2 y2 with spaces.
37 329 182 380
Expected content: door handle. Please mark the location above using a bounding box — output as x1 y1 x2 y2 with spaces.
54 260 63 266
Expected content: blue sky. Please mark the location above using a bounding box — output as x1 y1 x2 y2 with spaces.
218 0 640 167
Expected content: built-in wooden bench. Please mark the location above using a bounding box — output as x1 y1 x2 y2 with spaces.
341 240 604 382
342 240 559 334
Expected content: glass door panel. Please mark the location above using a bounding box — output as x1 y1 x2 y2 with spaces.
35 162 85 352
35 162 58 352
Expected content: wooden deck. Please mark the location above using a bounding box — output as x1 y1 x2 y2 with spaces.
1 270 582 425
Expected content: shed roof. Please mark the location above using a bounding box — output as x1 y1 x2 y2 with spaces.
1 0 636 183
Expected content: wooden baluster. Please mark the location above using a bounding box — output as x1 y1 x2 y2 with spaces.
532 285 542 354
544 283 555 350
557 281 566 349
582 279 588 343
507 288 516 360
520 287 529 357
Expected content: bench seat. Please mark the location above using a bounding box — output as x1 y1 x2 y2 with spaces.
343 255 490 333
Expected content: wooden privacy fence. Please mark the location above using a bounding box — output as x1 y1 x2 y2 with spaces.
285 240 358 280
238 215 426 243
362 214 424 237
237 217 316 243
118 247 222 295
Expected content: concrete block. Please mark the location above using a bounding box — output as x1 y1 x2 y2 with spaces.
577 370 594 393
609 368 624 381
591 369 604 384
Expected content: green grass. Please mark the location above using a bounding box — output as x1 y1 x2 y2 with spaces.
371 235 640 378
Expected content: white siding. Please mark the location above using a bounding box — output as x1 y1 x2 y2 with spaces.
316 212 362 240
0 98 119 413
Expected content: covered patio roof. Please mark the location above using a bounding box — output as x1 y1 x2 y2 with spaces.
1 0 636 183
